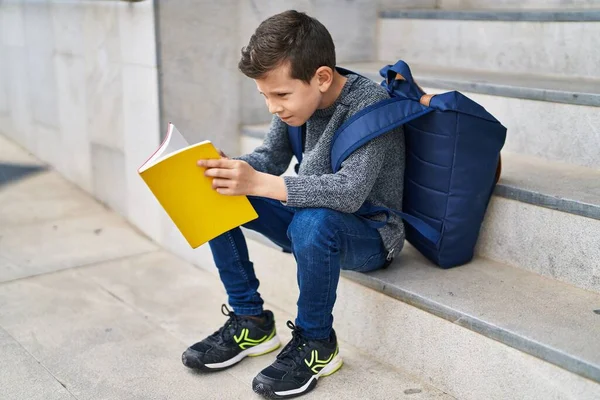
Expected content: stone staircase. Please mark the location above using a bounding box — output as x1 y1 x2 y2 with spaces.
223 5 600 399
1 133 461 399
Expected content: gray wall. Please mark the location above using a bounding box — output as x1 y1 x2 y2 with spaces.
0 0 163 243
156 0 380 149
155 0 242 156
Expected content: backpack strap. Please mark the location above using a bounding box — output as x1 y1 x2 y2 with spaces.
355 202 441 246
288 124 306 173
331 96 432 172
330 96 440 247
287 124 305 163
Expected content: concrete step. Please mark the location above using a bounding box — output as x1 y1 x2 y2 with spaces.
477 152 600 293
380 0 600 9
348 62 600 108
239 125 600 293
3 134 598 399
0 134 448 400
378 10 600 79
345 62 600 169
191 232 600 400
79 251 455 400
241 62 600 168
0 250 455 400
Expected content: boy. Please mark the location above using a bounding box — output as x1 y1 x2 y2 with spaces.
182 10 405 399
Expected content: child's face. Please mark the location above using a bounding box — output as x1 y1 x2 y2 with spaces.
255 62 328 127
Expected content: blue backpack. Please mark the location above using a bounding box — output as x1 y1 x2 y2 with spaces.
288 60 506 268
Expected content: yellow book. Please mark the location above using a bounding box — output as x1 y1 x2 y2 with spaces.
138 123 258 248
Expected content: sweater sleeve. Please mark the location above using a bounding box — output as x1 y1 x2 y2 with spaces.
282 127 399 213
235 115 294 176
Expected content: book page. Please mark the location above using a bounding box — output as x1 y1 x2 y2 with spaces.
139 123 190 172
164 124 189 154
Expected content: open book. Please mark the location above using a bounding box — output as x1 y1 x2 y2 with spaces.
138 123 258 248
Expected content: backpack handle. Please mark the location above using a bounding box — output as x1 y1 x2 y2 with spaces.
381 60 435 107
382 60 415 86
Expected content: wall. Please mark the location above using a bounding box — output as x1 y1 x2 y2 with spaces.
154 0 241 156
0 0 163 243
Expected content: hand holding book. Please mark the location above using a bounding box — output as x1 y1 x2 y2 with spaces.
197 158 288 202
198 158 259 196
137 123 259 248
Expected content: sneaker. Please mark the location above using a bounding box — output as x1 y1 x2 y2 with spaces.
252 321 343 398
182 304 281 372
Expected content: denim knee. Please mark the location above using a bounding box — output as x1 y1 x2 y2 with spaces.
287 208 344 249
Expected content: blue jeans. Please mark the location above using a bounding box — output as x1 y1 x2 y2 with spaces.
208 196 390 340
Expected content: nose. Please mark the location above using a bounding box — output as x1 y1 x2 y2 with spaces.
266 99 284 115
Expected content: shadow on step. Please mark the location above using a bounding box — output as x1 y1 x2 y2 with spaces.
0 163 47 189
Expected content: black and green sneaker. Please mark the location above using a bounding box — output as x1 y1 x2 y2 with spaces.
182 304 280 372
252 321 343 399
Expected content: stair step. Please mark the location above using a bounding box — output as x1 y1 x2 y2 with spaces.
480 153 600 294
195 233 600 399
477 154 600 293
380 9 600 21
381 0 600 10
239 124 600 292
495 152 600 222
70 250 453 400
345 62 600 107
378 10 600 79
481 152 600 293
343 245 600 384
346 62 600 169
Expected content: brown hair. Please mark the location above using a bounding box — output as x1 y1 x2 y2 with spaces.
238 10 336 83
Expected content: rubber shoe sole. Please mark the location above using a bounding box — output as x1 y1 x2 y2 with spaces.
182 336 281 372
252 354 343 399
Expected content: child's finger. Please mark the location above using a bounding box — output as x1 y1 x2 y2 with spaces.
204 168 234 179
216 187 235 195
197 159 234 168
212 178 230 189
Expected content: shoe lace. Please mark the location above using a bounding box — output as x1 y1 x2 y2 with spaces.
210 304 240 344
275 321 308 368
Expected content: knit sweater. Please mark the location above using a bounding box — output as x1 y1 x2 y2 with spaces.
238 73 406 259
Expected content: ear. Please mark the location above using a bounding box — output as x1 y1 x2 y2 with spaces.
315 66 334 93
